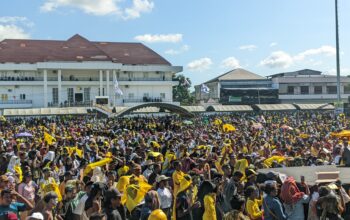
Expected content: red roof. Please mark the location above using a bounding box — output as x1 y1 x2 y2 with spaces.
0 34 171 65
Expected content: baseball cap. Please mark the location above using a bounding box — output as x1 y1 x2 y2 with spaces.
26 212 44 220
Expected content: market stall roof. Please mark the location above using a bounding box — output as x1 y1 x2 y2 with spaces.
3 107 87 116
294 103 334 110
206 105 253 112
182 106 206 112
255 104 296 111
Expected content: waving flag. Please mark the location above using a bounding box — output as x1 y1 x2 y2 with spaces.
114 79 123 96
201 84 210 93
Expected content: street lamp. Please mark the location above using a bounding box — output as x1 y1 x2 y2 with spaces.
335 0 341 103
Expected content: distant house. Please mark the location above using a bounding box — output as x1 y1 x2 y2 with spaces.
269 69 350 104
194 68 279 105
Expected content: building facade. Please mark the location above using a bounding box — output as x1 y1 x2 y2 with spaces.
0 34 181 109
195 69 279 105
269 69 350 104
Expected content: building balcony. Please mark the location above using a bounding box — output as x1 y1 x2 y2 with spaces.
0 100 33 108
48 100 93 107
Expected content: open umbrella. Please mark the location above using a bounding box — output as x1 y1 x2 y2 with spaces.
15 132 33 138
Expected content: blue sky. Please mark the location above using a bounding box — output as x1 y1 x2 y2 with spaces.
0 0 349 86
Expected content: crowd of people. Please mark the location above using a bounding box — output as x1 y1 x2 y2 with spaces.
0 111 349 220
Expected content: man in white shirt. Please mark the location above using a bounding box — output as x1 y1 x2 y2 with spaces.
156 175 172 219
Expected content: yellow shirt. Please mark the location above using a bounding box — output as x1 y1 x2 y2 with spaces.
203 193 216 220
245 198 263 220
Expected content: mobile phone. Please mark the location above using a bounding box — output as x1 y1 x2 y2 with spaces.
301 175 305 183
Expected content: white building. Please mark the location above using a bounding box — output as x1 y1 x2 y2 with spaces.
269 69 350 104
0 34 181 109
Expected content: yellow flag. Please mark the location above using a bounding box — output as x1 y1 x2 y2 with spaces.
125 182 152 212
263 156 285 168
44 132 56 145
214 118 222 125
83 158 112 176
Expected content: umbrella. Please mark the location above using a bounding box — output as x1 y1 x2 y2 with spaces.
15 132 33 138
183 120 193 125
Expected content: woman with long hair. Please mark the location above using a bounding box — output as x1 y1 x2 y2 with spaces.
140 190 160 220
84 182 106 218
18 171 37 219
103 188 126 220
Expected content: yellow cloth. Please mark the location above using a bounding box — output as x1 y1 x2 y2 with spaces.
223 124 236 132
148 209 167 220
203 193 217 220
331 130 350 138
234 159 248 176
172 170 184 196
0 116 6 122
263 156 285 168
83 158 112 176
150 141 160 148
41 179 62 202
125 182 152 212
44 132 56 145
245 198 263 220
214 118 222 125
117 166 130 177
117 176 131 205
14 165 22 182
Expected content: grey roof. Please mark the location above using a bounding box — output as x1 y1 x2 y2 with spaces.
268 69 322 78
205 68 265 84
3 107 87 116
206 105 253 112
294 103 334 110
255 104 296 111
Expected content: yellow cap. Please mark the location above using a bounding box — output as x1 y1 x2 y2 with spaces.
148 209 167 220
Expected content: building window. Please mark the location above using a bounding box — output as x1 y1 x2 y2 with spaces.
300 86 309 94
128 93 134 99
327 86 337 94
314 86 323 94
160 93 166 99
67 88 74 104
344 84 350 94
84 88 91 102
52 88 58 104
19 94 26 100
287 86 294 94
1 94 8 101
143 72 149 79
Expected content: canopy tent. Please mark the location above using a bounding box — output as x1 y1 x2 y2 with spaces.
206 105 253 112
255 104 296 111
3 107 88 116
294 103 335 110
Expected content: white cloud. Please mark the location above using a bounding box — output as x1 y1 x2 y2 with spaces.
123 0 154 20
221 57 241 69
260 45 337 68
40 0 154 19
135 34 182 43
270 42 278 47
165 45 189 55
239 44 257 51
260 51 293 68
187 58 213 72
294 45 336 61
0 16 32 41
326 68 350 75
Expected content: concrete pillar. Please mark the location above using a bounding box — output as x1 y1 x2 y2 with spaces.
106 70 110 104
113 70 116 106
99 70 103 96
58 70 62 106
43 69 48 107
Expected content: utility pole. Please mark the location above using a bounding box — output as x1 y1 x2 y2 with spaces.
335 0 341 103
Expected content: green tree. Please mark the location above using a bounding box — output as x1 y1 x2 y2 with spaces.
173 74 195 105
